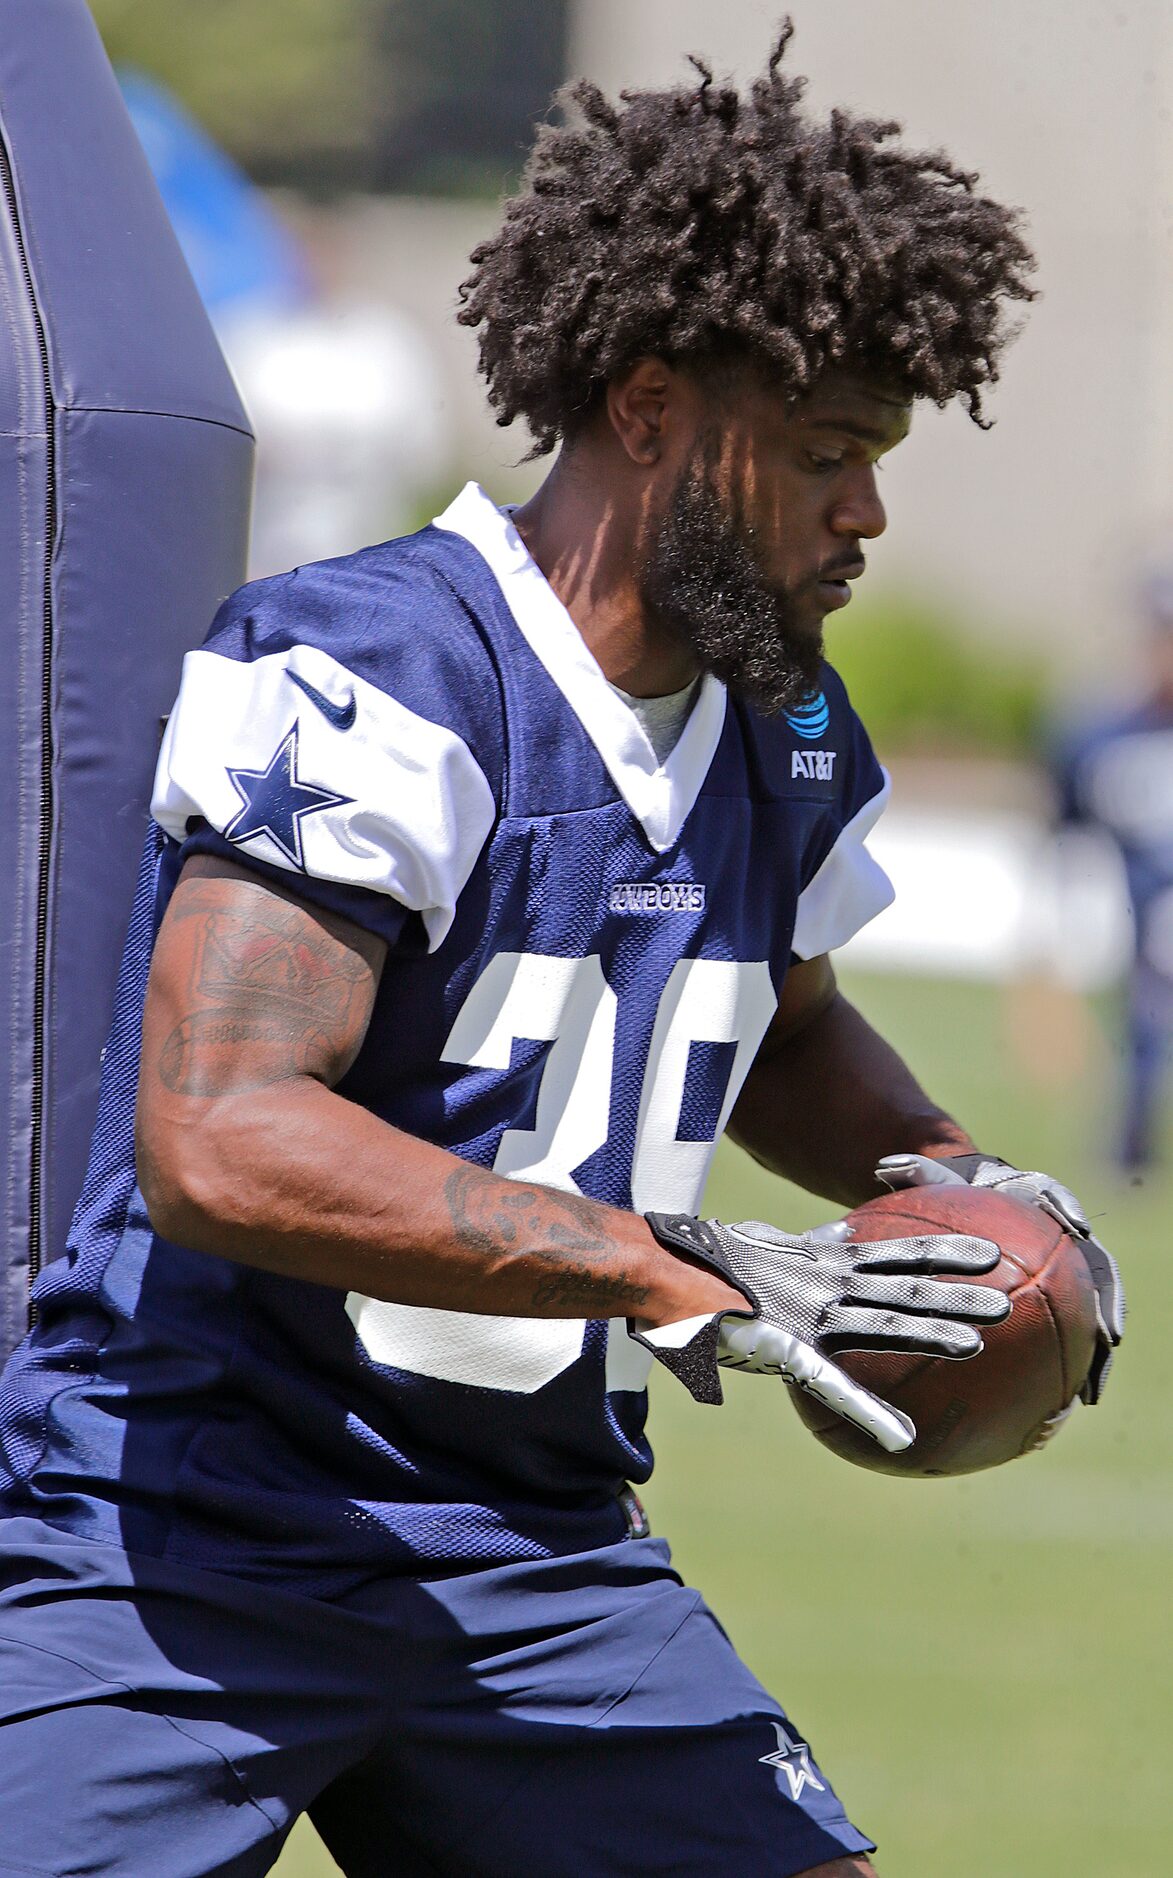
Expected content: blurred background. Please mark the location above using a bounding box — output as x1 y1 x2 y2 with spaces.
87 2 1172 1872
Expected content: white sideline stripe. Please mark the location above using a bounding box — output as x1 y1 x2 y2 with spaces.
153 643 496 950
434 482 728 854
840 810 1132 987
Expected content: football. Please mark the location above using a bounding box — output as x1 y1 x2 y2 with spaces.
789 1185 1100 1476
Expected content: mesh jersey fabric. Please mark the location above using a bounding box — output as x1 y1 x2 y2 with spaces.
0 484 892 1594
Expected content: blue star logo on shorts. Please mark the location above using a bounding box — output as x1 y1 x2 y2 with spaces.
224 724 351 870
759 1722 826 1801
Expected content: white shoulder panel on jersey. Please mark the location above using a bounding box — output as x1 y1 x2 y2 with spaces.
434 482 727 854
152 643 496 949
791 770 894 959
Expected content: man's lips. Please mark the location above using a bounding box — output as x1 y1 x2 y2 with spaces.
814 557 866 610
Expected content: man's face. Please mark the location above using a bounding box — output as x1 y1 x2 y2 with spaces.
636 368 912 714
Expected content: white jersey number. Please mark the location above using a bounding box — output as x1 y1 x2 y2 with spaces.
345 953 775 1392
442 951 617 1191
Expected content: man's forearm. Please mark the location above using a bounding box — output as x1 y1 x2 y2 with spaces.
137 1073 742 1328
727 989 974 1207
135 858 745 1328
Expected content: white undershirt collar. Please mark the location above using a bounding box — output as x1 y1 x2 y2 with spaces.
609 676 699 767
433 481 727 853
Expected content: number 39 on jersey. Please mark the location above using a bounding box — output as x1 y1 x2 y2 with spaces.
345 951 776 1392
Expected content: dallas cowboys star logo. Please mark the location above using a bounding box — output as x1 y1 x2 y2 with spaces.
224 723 351 870
759 1722 826 1801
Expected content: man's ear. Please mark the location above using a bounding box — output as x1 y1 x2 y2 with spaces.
605 356 678 467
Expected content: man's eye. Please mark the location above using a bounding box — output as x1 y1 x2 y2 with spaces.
807 453 842 472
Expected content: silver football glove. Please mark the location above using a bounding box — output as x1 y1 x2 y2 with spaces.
631 1211 1010 1453
875 1151 1124 1404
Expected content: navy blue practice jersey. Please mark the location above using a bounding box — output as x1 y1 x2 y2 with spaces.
0 485 892 1593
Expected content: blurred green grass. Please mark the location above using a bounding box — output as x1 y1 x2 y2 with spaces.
276 970 1169 1877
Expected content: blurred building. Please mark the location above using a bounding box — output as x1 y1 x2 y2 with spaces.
118 66 452 571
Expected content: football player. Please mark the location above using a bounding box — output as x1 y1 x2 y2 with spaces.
1053 569 1173 1168
0 29 1121 1877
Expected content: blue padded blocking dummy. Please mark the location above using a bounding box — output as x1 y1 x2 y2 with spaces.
0 0 255 1357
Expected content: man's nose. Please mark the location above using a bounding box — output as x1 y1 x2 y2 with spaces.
830 467 886 540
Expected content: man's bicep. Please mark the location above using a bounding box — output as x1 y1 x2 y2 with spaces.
139 855 387 1104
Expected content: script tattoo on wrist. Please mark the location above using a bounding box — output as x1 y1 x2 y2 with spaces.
443 1164 650 1313
530 1265 651 1311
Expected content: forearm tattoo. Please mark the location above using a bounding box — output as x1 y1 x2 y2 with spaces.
444 1163 650 1314
156 875 376 1097
529 1264 651 1312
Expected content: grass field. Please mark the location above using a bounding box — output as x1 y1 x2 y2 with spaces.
274 970 1170 1877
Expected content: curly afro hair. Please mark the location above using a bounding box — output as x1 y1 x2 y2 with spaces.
458 23 1036 456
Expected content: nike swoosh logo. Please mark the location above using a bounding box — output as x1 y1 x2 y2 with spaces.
286 667 357 731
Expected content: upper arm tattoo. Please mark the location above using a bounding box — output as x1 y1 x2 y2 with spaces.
152 865 383 1099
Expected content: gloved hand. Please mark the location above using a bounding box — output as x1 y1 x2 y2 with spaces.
630 1211 1010 1453
875 1151 1124 1404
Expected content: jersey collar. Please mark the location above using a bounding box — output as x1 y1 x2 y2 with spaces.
433 482 727 854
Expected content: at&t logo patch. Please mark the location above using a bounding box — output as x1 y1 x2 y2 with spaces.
609 882 706 914
784 690 830 740
791 749 836 781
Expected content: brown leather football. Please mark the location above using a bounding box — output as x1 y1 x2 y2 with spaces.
789 1184 1099 1476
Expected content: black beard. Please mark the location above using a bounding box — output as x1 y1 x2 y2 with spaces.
636 448 825 716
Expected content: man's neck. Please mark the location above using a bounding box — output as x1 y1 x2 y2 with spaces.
511 453 700 699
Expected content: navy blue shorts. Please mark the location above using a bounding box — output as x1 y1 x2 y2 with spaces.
0 1516 873 1877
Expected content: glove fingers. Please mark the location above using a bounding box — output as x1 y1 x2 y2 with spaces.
1079 1234 1126 1343
718 1319 783 1369
874 1152 969 1191
805 1219 855 1245
844 1271 1011 1322
724 1326 915 1452
852 1232 1002 1275
1038 1180 1088 1231
1079 1343 1114 1405
971 1165 1091 1233
795 1352 916 1454
822 1304 986 1359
